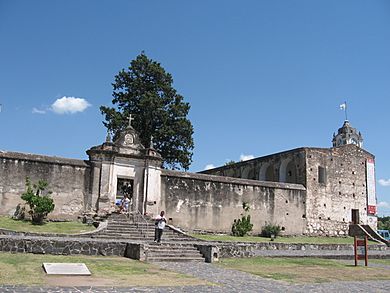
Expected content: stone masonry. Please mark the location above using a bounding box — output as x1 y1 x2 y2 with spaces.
0 119 378 236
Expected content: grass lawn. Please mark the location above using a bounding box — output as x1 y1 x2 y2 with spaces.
191 234 377 245
217 257 390 284
371 259 390 266
0 252 211 287
0 216 95 234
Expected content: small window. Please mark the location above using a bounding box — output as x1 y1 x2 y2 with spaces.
318 166 326 184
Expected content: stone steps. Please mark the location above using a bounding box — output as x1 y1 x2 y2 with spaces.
146 256 205 262
145 243 204 262
102 228 184 236
96 213 206 262
92 234 190 241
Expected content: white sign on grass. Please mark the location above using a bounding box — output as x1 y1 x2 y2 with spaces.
43 263 91 275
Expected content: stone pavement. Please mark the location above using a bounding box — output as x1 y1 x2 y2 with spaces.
1 260 390 293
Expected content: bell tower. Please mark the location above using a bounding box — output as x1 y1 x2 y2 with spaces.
332 120 363 148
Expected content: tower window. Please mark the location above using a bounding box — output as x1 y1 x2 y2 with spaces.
318 166 326 184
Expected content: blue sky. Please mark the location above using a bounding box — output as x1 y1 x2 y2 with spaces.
1 1 390 215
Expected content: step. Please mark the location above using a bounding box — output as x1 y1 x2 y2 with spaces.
148 243 198 251
146 251 203 257
146 249 202 255
92 234 149 241
109 220 152 224
146 256 205 262
94 235 192 241
106 227 183 233
103 232 185 238
147 253 203 259
103 230 186 237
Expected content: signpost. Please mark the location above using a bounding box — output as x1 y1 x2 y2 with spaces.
354 236 368 266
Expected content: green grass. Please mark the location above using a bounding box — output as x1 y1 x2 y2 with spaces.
217 257 390 284
0 252 211 287
371 259 390 265
191 234 376 245
0 216 95 234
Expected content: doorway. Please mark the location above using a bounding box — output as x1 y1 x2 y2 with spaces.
351 209 359 224
116 178 134 206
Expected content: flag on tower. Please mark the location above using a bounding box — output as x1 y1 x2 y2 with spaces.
340 102 346 110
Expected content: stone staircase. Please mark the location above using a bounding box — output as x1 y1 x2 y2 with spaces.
93 213 192 241
93 213 205 262
144 242 205 262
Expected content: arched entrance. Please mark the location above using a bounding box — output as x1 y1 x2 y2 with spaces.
259 163 276 182
279 159 297 183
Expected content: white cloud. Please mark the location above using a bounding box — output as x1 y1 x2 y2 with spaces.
51 96 91 114
240 154 255 161
378 201 390 208
204 164 215 170
32 107 46 114
378 179 390 187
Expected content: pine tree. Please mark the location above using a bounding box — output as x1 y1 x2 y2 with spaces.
100 53 194 170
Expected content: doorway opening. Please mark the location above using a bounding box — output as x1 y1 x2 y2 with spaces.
116 178 134 204
351 209 359 224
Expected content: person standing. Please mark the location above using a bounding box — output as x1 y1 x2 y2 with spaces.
154 211 167 243
119 194 131 213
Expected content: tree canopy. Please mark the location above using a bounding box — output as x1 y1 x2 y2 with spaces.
100 53 194 170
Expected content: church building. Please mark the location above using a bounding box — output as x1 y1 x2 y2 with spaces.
0 119 377 236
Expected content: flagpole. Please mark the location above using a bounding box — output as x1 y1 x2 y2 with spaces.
344 101 348 121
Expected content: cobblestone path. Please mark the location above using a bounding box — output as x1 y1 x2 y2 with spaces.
1 260 389 292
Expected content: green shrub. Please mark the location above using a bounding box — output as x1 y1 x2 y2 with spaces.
21 178 55 225
261 223 281 238
231 202 253 236
378 216 390 230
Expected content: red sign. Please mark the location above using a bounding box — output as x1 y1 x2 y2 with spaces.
354 236 368 266
367 205 377 215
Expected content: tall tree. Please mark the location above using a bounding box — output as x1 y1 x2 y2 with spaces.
100 53 194 170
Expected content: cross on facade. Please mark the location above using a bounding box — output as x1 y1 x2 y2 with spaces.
150 135 154 149
128 114 134 127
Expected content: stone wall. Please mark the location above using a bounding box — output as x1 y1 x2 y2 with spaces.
160 170 307 235
0 151 90 219
305 145 375 236
201 148 307 184
199 145 376 236
209 241 387 258
0 235 128 256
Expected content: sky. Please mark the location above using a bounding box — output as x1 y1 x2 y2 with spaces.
0 0 390 215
